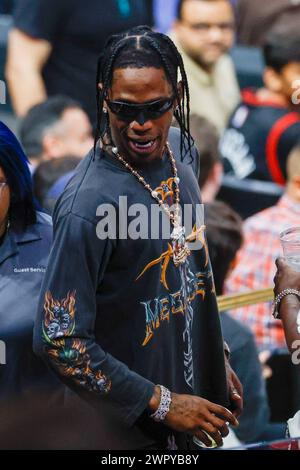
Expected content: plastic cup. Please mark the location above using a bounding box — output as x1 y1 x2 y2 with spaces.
280 227 300 272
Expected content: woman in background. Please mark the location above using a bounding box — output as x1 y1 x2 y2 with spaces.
0 121 60 404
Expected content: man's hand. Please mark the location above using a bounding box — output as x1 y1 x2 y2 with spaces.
274 257 300 351
224 358 243 418
274 257 300 297
148 386 239 447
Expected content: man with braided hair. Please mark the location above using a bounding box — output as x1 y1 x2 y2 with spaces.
34 26 242 450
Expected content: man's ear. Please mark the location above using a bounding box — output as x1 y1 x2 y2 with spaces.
292 175 300 188
42 133 63 160
264 67 283 93
173 19 182 34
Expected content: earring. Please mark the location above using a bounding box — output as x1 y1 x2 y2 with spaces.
103 107 108 114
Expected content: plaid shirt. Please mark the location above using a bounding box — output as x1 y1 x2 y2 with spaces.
224 194 300 351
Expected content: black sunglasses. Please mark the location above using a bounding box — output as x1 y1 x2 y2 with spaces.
106 95 176 122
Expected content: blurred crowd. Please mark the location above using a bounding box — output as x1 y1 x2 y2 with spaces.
1 0 300 449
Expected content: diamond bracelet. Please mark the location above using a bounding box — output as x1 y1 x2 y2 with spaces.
150 385 172 422
273 288 300 319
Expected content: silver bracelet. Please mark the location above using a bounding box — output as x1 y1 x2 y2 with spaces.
150 385 172 422
273 288 300 319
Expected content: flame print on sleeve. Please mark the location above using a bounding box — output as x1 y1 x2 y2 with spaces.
42 291 111 394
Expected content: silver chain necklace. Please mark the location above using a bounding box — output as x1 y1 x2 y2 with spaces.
110 142 191 266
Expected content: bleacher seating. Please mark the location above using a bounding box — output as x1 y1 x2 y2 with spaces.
217 175 284 219
231 45 264 90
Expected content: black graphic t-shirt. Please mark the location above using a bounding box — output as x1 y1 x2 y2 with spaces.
34 129 228 447
220 89 300 185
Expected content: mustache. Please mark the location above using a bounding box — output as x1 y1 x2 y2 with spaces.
121 125 162 140
205 42 227 48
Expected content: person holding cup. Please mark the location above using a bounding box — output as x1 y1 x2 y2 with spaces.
280 227 300 272
273 257 300 437
225 143 300 352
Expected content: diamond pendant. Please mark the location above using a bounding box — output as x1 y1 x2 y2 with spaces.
171 225 185 242
171 224 191 266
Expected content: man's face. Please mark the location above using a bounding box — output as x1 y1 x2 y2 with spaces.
43 107 93 160
174 0 234 70
104 67 176 165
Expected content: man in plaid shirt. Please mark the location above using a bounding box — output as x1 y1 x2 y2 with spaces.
224 144 300 352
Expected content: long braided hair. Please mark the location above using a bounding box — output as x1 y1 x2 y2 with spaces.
94 25 193 162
